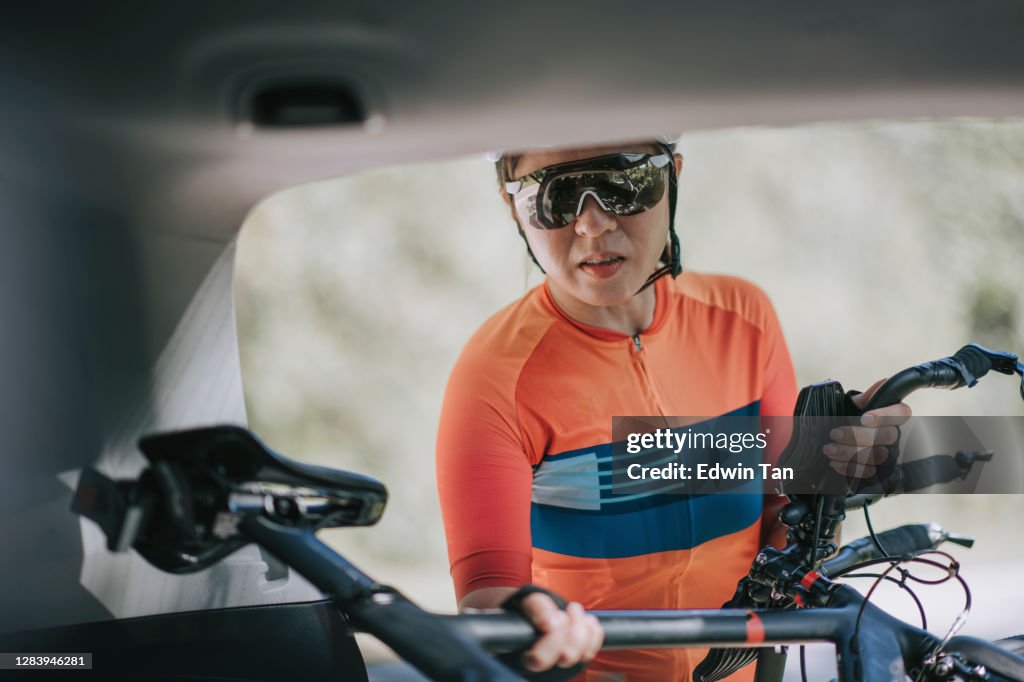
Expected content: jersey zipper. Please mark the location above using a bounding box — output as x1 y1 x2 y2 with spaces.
631 334 668 417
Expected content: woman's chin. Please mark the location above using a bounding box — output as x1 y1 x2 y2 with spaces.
572 278 643 309
547 263 654 311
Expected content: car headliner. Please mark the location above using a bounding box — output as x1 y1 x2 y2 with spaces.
2 1 1023 632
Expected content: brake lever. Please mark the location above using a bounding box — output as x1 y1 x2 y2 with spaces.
967 343 1019 375
967 344 1024 400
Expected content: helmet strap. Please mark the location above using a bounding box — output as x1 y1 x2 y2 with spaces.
514 222 546 273
636 146 682 293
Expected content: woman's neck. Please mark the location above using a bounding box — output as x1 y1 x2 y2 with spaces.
546 281 657 336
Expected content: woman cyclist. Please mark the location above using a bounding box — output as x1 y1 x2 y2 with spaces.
436 138 909 681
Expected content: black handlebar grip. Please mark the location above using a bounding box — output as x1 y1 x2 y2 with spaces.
821 523 934 575
951 345 997 384
865 344 998 411
895 456 965 493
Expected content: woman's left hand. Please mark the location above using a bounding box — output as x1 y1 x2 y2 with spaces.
823 378 912 478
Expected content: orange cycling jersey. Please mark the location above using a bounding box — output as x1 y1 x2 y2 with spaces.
436 272 798 681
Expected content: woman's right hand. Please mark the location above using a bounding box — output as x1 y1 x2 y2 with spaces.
459 586 603 673
516 592 604 672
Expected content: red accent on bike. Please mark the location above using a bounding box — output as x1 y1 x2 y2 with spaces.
745 612 765 643
800 570 821 591
794 593 805 607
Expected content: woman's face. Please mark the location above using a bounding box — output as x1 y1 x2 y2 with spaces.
506 143 677 312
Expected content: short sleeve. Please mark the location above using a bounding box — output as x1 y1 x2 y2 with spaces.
435 350 535 603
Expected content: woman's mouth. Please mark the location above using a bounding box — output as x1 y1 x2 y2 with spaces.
579 255 625 279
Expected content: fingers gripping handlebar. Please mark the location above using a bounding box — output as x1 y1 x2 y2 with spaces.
777 343 1022 538
695 343 1024 682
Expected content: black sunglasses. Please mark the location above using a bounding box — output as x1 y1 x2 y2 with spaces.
505 152 673 230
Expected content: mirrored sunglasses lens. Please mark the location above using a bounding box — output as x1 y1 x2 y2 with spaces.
623 164 666 209
539 162 665 228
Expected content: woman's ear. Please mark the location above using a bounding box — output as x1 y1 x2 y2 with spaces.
674 153 683 177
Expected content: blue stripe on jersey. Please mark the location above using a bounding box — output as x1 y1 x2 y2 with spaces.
530 487 762 558
530 401 764 558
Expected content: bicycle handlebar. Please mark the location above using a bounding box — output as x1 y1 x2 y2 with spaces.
236 514 967 681
441 588 942 681
820 523 951 576
443 608 845 652
441 586 1024 681
865 343 1023 410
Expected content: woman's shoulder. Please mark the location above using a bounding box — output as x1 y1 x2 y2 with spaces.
448 286 559 384
667 271 779 331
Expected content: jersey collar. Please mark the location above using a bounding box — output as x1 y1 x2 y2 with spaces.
539 276 670 342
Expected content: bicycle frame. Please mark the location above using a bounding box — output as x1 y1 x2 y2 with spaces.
243 512 1024 682
69 339 1024 681
72 426 1024 682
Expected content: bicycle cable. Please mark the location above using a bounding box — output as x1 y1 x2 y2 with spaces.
808 496 825 566
841 572 928 629
862 500 890 558
844 551 970 682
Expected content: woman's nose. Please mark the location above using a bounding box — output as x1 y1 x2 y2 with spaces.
573 194 617 237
